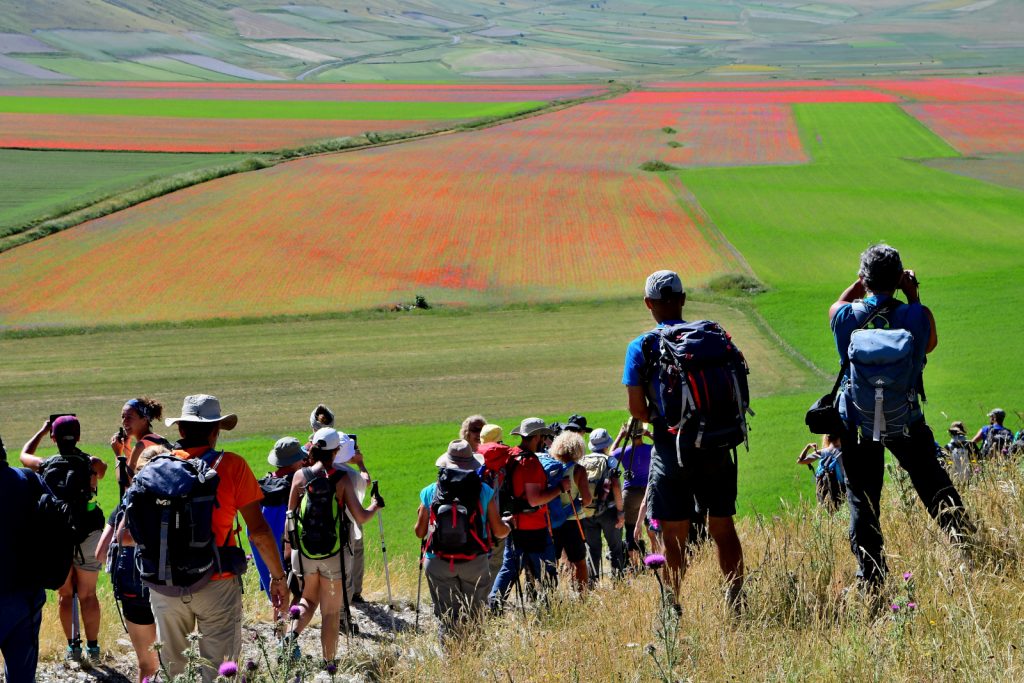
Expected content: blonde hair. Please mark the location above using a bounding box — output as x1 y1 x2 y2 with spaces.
549 432 585 463
460 414 487 440
137 444 170 470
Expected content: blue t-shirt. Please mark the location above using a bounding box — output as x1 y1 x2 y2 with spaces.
622 319 685 418
611 443 652 489
831 295 930 423
419 480 494 559
0 462 50 593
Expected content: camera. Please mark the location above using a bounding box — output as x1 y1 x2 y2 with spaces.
49 413 75 423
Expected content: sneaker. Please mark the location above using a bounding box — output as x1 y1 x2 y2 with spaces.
85 644 101 660
65 643 83 662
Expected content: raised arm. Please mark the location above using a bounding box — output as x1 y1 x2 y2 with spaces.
20 420 50 470
340 472 380 526
830 279 865 322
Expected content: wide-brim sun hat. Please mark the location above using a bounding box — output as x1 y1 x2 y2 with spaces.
510 417 553 438
165 394 237 430
438 439 481 469
268 436 304 468
589 428 613 452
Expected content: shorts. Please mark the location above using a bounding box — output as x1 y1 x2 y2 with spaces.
291 549 345 581
552 522 587 564
121 597 155 626
74 528 104 572
647 447 737 521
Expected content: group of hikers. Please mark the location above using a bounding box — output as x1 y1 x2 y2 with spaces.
0 245 1006 682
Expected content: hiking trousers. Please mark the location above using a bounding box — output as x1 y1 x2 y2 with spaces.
842 421 973 585
150 576 243 683
346 531 364 597
485 536 506 594
583 508 626 582
488 529 556 609
0 588 44 683
425 554 489 640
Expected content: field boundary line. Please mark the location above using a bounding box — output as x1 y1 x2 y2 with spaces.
0 83 628 254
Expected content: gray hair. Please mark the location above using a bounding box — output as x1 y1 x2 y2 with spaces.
858 244 903 293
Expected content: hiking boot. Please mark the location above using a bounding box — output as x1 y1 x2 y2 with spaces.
351 593 366 604
65 643 83 662
85 644 101 661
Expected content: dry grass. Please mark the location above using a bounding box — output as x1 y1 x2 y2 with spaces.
34 461 1024 681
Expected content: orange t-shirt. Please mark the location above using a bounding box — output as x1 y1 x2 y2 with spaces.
179 446 263 579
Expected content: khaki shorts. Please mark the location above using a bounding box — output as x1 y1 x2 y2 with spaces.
291 549 345 581
74 528 103 572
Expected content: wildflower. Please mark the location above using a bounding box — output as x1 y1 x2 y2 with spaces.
219 661 238 678
326 662 338 675
644 553 667 569
645 644 657 656
908 602 917 610
903 571 913 581
142 678 151 683
289 605 302 619
891 603 900 612
246 660 258 672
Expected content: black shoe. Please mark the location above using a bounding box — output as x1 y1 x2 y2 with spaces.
351 593 366 604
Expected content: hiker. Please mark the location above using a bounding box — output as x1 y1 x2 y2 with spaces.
796 435 845 511
415 439 510 640
110 397 171 474
458 414 488 453
20 415 108 662
284 427 382 665
623 269 750 608
541 431 592 591
972 408 1014 458
309 405 372 604
96 445 168 682
580 428 626 583
633 487 662 555
477 440 513 593
830 245 973 587
488 418 565 610
438 437 483 469
1 435 53 683
124 394 289 682
249 437 305 603
944 422 976 481
611 422 654 567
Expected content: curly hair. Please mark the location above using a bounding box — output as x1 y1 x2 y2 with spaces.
858 244 903 293
460 414 487 441
549 431 585 463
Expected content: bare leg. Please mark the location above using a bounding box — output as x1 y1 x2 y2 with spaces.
291 573 322 635
125 622 158 682
659 520 691 599
57 570 75 640
707 516 744 605
74 568 101 641
318 578 343 662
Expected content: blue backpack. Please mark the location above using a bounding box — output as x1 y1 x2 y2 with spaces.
538 455 576 529
124 450 221 597
847 328 918 441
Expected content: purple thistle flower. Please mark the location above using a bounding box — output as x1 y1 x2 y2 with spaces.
326 662 338 675
644 553 667 569
903 571 913 581
246 660 258 672
891 603 901 612
908 602 917 610
219 661 238 678
289 605 302 619
142 678 151 683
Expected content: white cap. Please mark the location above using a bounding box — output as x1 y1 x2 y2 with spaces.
645 270 684 300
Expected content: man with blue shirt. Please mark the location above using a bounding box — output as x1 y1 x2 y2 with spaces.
971 408 1013 457
622 270 745 609
830 244 972 587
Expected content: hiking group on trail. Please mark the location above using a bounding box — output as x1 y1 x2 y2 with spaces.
0 245 1015 682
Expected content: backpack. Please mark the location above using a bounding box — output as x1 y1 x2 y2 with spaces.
579 452 612 518
108 506 147 604
428 467 489 563
645 321 752 463
847 327 917 441
258 473 292 507
814 449 845 508
983 426 1013 458
538 455 577 528
295 467 347 560
40 451 100 545
21 468 77 590
124 450 221 597
502 448 544 518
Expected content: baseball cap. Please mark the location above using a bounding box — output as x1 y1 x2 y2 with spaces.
989 408 1006 420
480 424 503 444
51 415 81 443
645 270 684 300
510 417 554 438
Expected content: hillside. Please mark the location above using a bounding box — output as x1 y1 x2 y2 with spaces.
0 0 1022 82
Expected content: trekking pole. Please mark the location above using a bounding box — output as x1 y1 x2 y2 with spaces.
71 589 81 651
415 536 427 631
507 535 527 619
568 495 597 581
371 481 394 609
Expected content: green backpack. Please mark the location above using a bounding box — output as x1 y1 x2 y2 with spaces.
295 467 348 559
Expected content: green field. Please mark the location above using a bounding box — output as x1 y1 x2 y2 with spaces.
0 97 544 121
0 150 248 237
679 102 1024 425
1 297 821 562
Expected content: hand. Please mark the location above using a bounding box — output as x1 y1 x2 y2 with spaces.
560 477 571 493
633 522 644 544
360 471 371 483
900 269 920 301
269 576 289 608
615 514 625 530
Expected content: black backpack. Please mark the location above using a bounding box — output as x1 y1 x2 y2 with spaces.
295 467 347 560
40 451 101 544
23 469 77 590
428 468 490 563
124 451 221 597
644 321 752 464
258 473 293 507
984 427 1013 458
108 506 148 604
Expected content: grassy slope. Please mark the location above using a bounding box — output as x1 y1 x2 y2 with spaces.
0 96 543 120
0 150 244 236
680 102 1024 425
3 297 820 563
